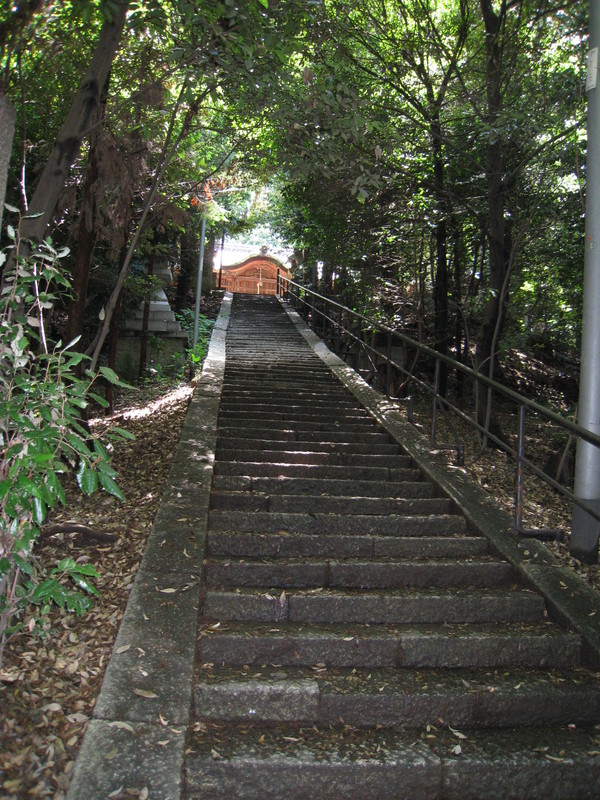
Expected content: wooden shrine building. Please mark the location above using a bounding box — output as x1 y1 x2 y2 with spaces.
218 255 291 295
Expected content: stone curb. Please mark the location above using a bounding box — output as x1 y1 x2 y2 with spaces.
66 293 232 800
281 299 600 668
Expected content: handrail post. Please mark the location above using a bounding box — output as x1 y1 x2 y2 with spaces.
276 268 280 296
431 358 441 446
386 331 392 399
336 305 342 355
515 404 526 532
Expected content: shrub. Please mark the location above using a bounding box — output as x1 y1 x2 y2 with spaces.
175 308 214 367
0 218 131 669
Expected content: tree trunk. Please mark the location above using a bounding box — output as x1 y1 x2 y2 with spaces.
475 0 508 377
431 111 449 396
65 73 110 345
0 92 16 234
474 0 511 444
452 221 465 398
7 2 128 259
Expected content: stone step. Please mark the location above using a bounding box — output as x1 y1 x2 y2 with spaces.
185 724 600 800
217 409 373 424
211 474 431 496
209 492 452 516
215 428 395 445
218 405 365 419
216 450 411 469
222 381 344 394
203 586 542 624
207 509 466 536
215 449 413 467
219 392 365 416
193 666 600 728
222 368 341 377
216 417 381 433
198 621 582 670
219 389 353 403
222 369 336 380
219 385 357 395
207 531 489 560
216 438 401 456
213 462 409 480
223 362 343 371
203 558 514 590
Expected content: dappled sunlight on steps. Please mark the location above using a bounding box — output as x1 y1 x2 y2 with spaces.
187 294 600 800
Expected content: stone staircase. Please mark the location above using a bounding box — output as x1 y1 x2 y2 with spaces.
185 294 600 799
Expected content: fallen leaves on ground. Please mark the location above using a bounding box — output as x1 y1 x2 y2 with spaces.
410 398 600 593
0 380 192 799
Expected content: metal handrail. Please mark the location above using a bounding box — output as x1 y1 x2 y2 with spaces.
276 273 600 538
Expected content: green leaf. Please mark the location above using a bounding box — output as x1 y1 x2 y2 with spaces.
99 366 121 384
69 418 92 437
72 576 99 595
65 432 92 458
87 391 109 408
0 479 14 501
92 439 110 462
66 594 93 615
64 352 85 367
31 452 54 465
32 577 60 602
69 563 100 577
13 554 35 576
99 472 125 501
17 473 44 499
63 335 82 350
32 496 46 524
110 427 136 441
46 470 66 505
49 582 69 606
97 459 117 478
79 467 98 495
55 557 77 573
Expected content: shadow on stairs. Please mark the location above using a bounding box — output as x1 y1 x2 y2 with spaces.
65 293 600 800
187 294 600 800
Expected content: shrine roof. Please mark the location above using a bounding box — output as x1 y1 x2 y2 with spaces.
218 254 291 273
